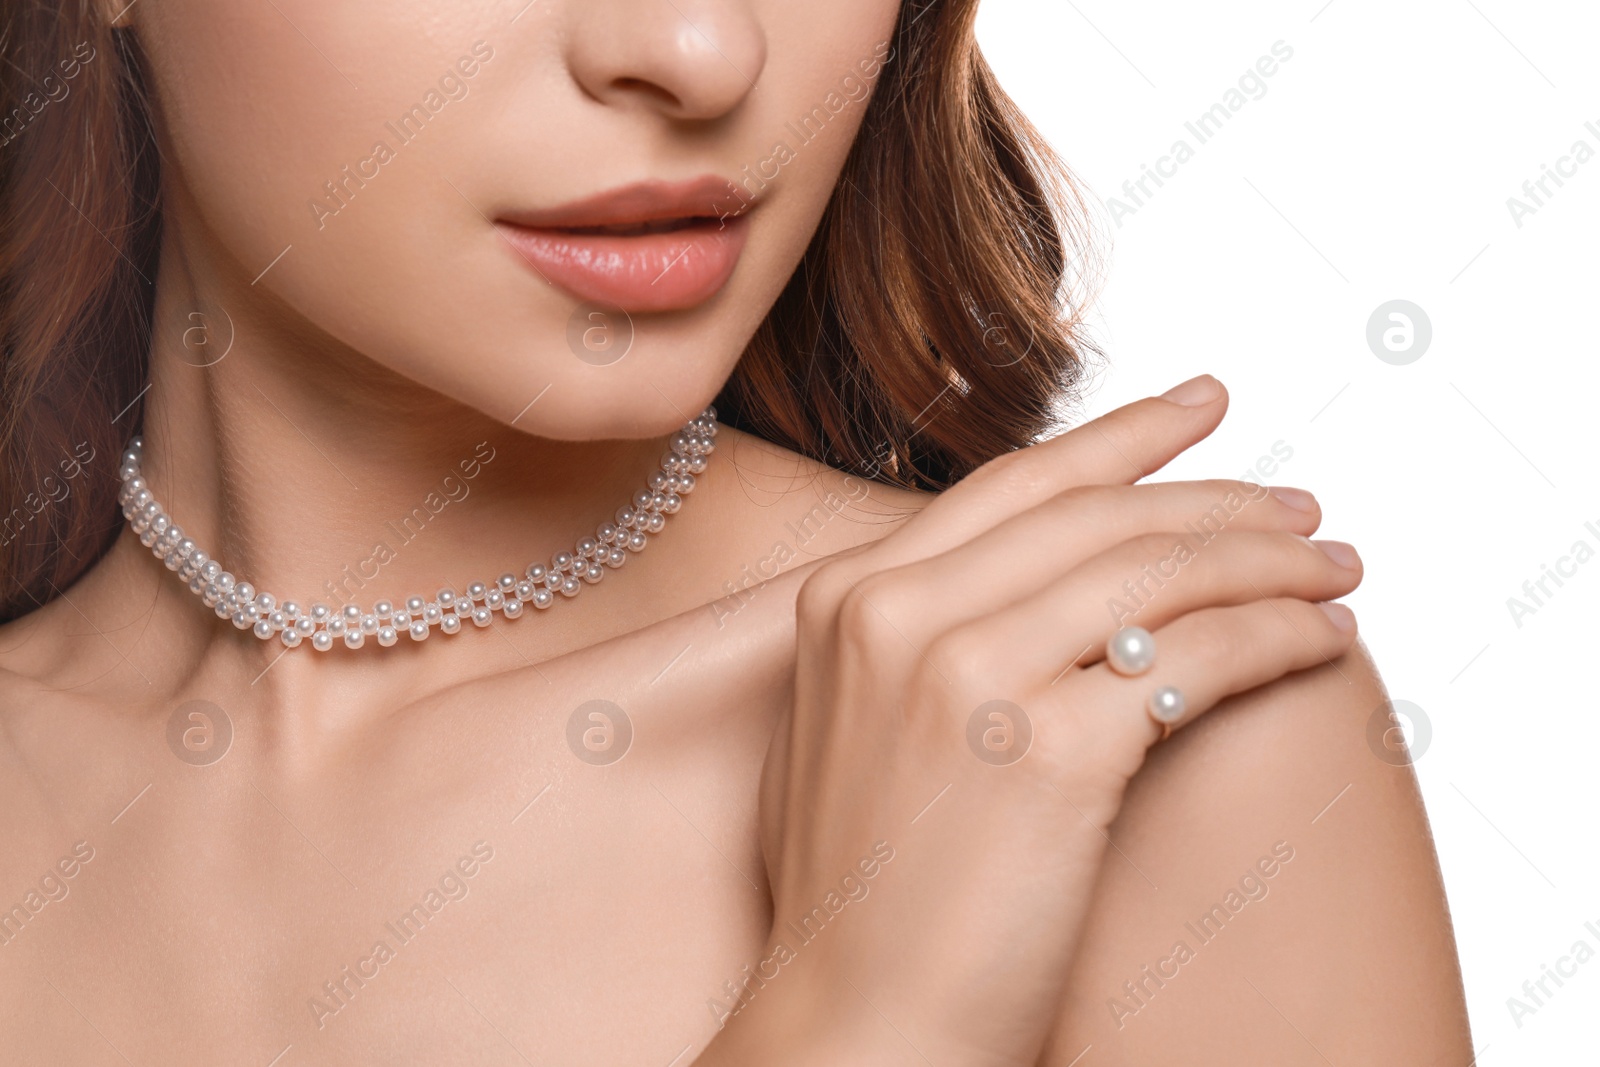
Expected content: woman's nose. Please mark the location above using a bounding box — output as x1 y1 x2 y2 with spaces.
562 0 766 122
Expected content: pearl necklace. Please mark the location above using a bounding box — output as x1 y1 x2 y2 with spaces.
117 408 718 652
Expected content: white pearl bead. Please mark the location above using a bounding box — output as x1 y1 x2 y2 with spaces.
312 631 334 652
344 630 365 649
502 598 522 618
409 621 429 641
471 607 491 627
1148 686 1186 724
253 619 273 640
281 629 302 648
1106 626 1156 676
440 614 461 635
377 626 398 647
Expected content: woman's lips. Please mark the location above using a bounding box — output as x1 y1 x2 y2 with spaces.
494 176 753 312
496 215 749 312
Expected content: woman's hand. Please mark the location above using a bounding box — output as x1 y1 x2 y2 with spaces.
700 376 1362 1066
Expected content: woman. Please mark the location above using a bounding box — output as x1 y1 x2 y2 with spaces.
0 0 1471 1062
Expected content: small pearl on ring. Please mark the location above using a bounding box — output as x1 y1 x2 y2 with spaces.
1106 626 1156 676
1147 685 1186 725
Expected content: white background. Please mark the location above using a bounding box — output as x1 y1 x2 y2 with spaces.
977 1 1598 1061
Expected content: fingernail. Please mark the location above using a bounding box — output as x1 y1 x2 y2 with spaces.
1313 539 1360 569
1268 485 1316 512
1159 374 1221 407
1317 601 1356 632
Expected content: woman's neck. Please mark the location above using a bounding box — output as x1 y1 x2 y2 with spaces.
64 212 684 716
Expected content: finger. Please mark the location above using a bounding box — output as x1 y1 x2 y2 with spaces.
846 479 1322 640
938 529 1362 685
1063 597 1359 748
874 375 1229 567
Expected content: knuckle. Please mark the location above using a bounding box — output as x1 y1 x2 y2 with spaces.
1274 530 1329 566
834 574 903 646
1190 606 1249 664
795 563 853 627
923 627 997 695
1203 477 1273 508
967 445 1056 507
1124 529 1192 563
1053 482 1119 520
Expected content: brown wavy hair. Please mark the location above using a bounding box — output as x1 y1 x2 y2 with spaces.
0 0 1099 623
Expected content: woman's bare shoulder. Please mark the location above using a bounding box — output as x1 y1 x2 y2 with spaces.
1041 639 1473 1063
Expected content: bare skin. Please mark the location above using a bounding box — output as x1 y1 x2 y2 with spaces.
0 0 1470 1062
